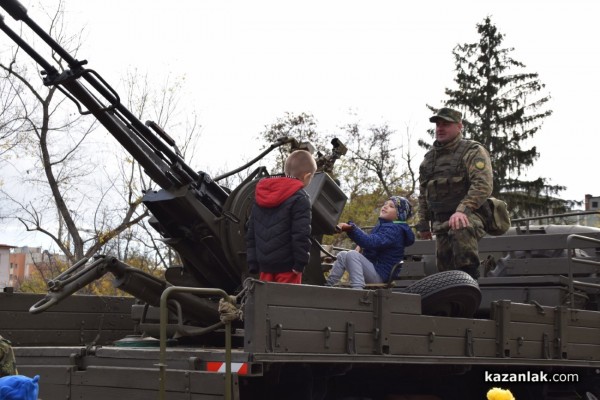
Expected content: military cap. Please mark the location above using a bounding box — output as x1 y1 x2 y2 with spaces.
429 107 462 123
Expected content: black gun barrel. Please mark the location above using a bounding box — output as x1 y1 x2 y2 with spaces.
0 12 56 75
1 0 27 22
0 0 78 69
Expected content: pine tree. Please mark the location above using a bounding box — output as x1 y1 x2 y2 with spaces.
423 17 575 218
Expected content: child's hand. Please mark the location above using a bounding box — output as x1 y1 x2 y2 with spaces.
336 223 353 232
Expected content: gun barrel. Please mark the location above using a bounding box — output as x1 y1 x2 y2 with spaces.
0 0 79 68
0 0 28 21
0 13 55 74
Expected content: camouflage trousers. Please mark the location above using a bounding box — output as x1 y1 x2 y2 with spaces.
433 213 486 278
0 336 18 377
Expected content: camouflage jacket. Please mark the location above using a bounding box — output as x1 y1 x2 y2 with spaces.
417 133 493 231
0 335 18 377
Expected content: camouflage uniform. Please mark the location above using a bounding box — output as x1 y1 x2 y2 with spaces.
0 335 18 377
417 109 493 278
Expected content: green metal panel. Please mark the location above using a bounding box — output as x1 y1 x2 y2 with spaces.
0 293 135 346
17 365 71 400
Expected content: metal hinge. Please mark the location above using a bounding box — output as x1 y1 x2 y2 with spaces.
346 322 356 354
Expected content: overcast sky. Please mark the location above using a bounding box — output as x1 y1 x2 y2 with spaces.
1 0 599 247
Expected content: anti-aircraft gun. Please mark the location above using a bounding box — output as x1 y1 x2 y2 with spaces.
0 0 347 329
4 3 600 399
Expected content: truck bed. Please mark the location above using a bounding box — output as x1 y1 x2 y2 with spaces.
13 280 600 399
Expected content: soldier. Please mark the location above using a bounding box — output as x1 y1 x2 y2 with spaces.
0 335 18 377
416 107 493 279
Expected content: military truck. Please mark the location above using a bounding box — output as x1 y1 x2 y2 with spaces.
0 1 599 399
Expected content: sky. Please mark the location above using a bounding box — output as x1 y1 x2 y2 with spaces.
1 0 599 247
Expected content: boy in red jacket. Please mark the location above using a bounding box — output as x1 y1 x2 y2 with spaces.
246 150 317 284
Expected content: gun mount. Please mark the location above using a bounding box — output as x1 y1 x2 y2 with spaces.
0 0 347 327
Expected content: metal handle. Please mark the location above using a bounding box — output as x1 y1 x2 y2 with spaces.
29 295 59 314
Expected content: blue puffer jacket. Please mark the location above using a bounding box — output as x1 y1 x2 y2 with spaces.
0 375 39 400
246 177 312 274
347 219 415 281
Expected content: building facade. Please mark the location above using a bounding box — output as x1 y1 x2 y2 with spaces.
6 246 60 289
584 194 600 227
0 244 16 288
585 194 600 211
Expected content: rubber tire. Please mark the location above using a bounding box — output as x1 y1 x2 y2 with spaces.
400 270 481 318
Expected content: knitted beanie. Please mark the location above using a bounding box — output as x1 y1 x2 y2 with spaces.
389 196 412 221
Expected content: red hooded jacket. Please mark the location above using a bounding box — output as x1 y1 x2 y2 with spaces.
246 177 312 274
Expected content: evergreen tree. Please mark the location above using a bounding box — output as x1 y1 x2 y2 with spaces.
422 16 576 218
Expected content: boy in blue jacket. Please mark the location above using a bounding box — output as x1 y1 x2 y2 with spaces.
326 196 415 289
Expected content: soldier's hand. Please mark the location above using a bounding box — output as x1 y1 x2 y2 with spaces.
418 231 433 240
449 211 470 230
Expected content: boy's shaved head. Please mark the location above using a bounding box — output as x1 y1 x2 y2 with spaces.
284 150 317 179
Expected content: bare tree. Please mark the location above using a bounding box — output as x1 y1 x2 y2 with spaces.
94 69 201 270
400 124 418 197
0 71 27 159
0 2 198 273
258 112 328 173
0 1 96 261
339 120 410 198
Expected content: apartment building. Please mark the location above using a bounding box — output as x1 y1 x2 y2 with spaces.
0 244 16 288
583 194 600 227
5 246 60 289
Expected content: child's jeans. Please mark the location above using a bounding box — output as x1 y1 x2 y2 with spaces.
326 250 382 289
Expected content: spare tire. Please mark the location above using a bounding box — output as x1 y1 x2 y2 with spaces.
400 270 481 318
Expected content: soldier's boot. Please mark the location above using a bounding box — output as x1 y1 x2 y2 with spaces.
460 265 480 280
